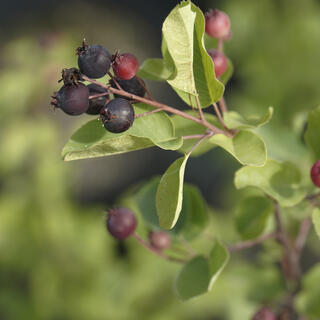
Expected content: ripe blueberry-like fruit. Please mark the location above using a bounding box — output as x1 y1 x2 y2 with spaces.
110 76 146 99
53 83 89 115
311 160 320 187
100 98 135 133
205 9 231 39
252 307 277 320
77 42 112 79
106 208 137 240
112 53 139 80
207 49 228 78
86 83 109 115
149 231 171 251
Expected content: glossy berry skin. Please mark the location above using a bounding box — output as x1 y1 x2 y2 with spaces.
101 98 135 133
205 9 231 39
56 83 89 115
86 84 109 115
207 49 228 78
112 53 139 80
78 44 111 79
311 160 320 187
252 307 277 320
149 231 171 251
106 208 137 240
110 76 146 99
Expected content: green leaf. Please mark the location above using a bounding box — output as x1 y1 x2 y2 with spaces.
162 1 224 107
305 106 320 159
137 58 172 81
156 155 189 229
224 107 273 130
175 241 229 300
235 196 273 240
235 159 306 207
312 208 320 239
210 130 267 166
175 256 209 300
171 111 220 156
120 177 208 239
295 264 320 318
207 241 230 290
219 58 234 85
62 103 182 161
172 184 208 239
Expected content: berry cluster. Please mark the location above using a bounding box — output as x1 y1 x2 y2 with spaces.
205 9 231 78
51 41 146 133
106 208 171 251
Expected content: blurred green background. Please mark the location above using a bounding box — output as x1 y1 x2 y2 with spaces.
1 0 320 319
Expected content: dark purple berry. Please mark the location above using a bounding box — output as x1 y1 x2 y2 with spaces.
86 83 109 115
207 49 228 78
106 208 137 240
149 231 171 251
112 53 139 80
110 76 146 99
100 98 135 133
54 83 89 115
252 307 277 320
311 160 320 187
205 9 231 39
77 42 112 79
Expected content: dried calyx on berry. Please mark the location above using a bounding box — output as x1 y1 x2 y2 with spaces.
205 9 231 39
100 98 135 133
110 76 146 100
86 84 109 115
51 68 89 115
77 40 112 79
106 208 137 240
207 49 228 78
112 52 139 80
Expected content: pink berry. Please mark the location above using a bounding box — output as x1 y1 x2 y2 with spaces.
205 9 231 39
149 231 171 251
252 307 277 320
112 53 139 80
311 160 320 187
207 49 228 78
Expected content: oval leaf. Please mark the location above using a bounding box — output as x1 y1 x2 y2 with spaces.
235 159 306 207
62 103 182 161
175 241 229 300
224 107 273 130
210 130 267 167
235 196 273 240
162 1 224 107
156 155 189 229
137 58 172 81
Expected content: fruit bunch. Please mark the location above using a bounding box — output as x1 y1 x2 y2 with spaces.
51 41 146 133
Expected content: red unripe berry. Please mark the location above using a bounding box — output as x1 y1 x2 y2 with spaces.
205 9 231 39
252 307 277 320
149 231 171 251
311 160 320 187
106 208 137 240
112 53 139 80
207 49 228 78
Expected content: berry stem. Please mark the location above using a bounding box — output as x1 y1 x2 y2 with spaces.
228 232 277 252
107 71 122 90
218 96 228 113
132 232 187 263
82 75 230 136
89 92 109 100
187 131 213 157
295 217 312 255
212 102 230 131
136 76 154 100
183 134 209 140
135 109 162 118
195 95 205 121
